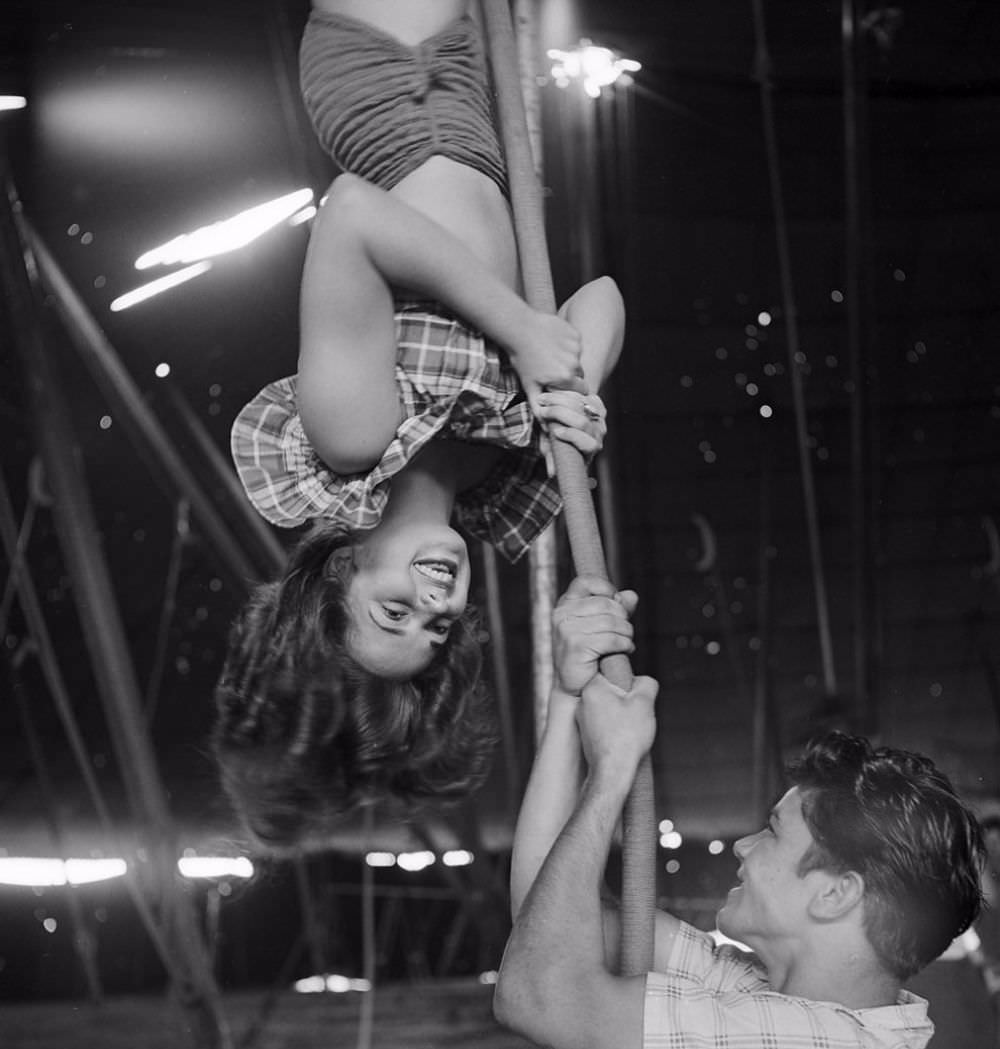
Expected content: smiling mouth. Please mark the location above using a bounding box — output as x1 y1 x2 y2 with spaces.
413 559 457 588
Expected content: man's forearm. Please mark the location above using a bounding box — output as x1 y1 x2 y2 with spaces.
509 689 583 919
495 762 643 1049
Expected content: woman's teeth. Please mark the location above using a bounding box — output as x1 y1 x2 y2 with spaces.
415 561 455 582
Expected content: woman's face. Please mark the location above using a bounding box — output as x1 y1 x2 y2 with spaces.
342 523 472 679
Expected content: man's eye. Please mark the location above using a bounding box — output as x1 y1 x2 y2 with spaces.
430 620 451 637
382 605 407 621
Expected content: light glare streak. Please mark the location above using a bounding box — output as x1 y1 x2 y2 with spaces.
0 857 127 886
110 261 212 312
135 188 314 269
176 856 254 879
294 974 372 994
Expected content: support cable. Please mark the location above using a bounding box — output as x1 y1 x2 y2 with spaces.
0 482 37 637
7 646 104 1004
144 498 190 720
749 0 838 700
479 0 655 976
156 379 285 577
0 171 230 1049
481 544 522 822
0 470 192 995
22 221 264 591
356 805 377 1049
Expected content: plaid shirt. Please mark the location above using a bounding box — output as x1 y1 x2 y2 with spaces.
644 922 933 1049
230 303 561 563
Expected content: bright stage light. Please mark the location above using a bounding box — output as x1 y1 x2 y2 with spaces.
135 188 314 270
396 850 435 872
365 851 396 868
442 849 474 867
0 857 127 886
548 40 641 98
0 96 27 112
110 261 212 312
294 973 372 994
176 856 254 879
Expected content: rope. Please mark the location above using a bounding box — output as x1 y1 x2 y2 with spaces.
479 0 655 976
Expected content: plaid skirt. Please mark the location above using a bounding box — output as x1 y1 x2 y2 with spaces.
230 303 560 563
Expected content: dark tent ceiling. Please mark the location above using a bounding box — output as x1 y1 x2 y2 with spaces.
0 0 998 862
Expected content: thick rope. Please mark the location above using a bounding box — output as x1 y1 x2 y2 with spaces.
479 0 655 976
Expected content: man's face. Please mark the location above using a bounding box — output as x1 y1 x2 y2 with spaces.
717 787 823 951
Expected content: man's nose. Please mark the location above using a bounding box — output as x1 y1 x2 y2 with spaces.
733 833 756 860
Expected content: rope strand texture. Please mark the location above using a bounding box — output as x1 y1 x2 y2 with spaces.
479 0 655 977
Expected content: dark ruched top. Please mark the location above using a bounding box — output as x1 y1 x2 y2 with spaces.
299 10 508 196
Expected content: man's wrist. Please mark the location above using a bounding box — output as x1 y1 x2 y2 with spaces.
550 684 582 706
586 756 638 805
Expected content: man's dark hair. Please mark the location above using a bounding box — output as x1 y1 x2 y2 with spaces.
788 731 985 981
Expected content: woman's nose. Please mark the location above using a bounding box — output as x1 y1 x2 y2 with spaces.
419 587 446 610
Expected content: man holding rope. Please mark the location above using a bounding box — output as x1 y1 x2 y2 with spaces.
494 577 985 1049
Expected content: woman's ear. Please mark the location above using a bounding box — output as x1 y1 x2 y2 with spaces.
325 546 355 581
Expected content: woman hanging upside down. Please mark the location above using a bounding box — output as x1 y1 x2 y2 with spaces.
212 0 625 847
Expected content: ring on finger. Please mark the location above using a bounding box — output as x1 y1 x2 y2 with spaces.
582 400 602 422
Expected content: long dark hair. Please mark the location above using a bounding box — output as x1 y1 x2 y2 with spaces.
212 523 495 848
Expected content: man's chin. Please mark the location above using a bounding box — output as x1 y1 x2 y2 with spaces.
715 897 739 939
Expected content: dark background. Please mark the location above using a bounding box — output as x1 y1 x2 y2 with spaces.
0 0 997 1018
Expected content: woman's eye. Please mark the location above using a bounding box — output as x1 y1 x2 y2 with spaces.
382 605 407 621
430 620 451 637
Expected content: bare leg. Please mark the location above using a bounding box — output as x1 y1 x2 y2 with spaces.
559 276 626 392
297 178 402 474
298 174 586 473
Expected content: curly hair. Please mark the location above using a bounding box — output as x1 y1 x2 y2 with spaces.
212 524 495 849
788 731 985 981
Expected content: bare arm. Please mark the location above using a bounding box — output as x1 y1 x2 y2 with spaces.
506 575 683 1001
297 174 586 472
509 577 635 921
559 276 626 393
495 674 658 1049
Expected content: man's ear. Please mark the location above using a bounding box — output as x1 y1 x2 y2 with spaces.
808 870 865 921
325 546 355 580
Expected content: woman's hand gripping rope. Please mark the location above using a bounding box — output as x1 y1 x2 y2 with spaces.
507 306 587 408
535 390 608 478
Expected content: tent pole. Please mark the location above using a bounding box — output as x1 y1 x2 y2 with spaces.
0 170 231 1049
23 220 266 590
